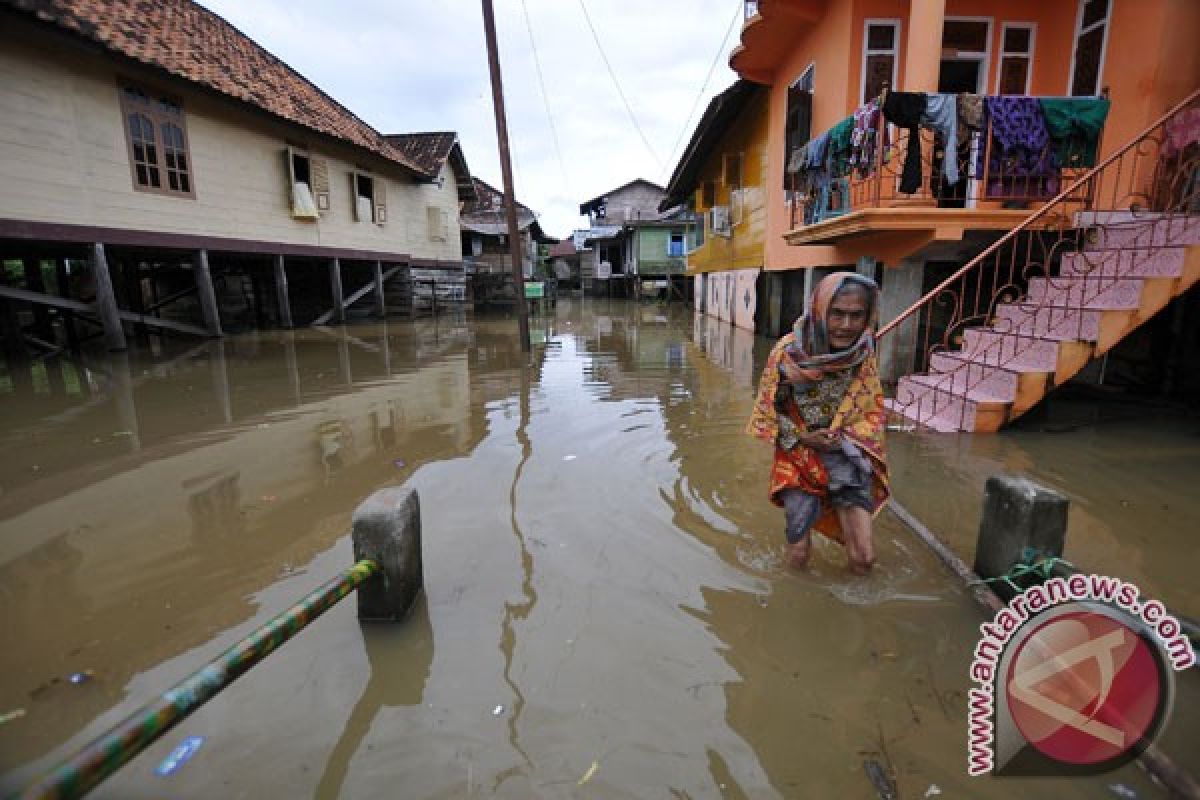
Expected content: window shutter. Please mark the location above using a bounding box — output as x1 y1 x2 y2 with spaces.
351 172 362 221
284 148 296 208
427 205 445 241
310 156 330 211
374 178 386 224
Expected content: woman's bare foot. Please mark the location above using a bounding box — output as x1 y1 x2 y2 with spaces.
787 538 811 568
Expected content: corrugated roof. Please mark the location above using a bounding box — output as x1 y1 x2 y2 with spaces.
4 0 430 177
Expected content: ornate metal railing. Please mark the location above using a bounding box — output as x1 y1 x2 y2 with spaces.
878 88 1200 430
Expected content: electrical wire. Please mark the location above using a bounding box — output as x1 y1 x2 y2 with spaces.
661 0 743 183
520 0 571 195
576 0 664 172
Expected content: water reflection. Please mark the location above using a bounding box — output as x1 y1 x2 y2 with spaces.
1 300 1191 799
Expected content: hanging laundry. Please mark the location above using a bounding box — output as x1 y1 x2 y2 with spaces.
984 96 1058 199
883 91 926 194
850 100 883 177
1038 97 1111 168
1163 107 1200 157
922 94 959 186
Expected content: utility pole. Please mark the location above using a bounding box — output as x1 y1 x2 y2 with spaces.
482 0 531 353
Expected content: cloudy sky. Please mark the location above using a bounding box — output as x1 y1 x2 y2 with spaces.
196 0 745 238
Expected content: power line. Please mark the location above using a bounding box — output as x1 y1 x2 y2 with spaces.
576 0 664 172
520 0 571 196
661 0 743 184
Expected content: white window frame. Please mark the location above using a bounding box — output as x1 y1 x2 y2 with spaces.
859 18 901 105
941 16 993 94
1067 0 1112 97
996 22 1036 95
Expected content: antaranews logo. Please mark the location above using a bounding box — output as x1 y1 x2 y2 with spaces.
967 574 1195 777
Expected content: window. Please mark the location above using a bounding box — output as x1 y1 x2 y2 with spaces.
427 205 449 241
119 83 194 197
701 180 716 208
997 24 1035 95
722 152 743 189
783 64 814 188
861 20 900 104
1070 0 1110 96
352 171 386 224
668 232 685 257
285 147 329 217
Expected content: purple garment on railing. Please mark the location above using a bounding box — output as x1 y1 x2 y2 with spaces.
984 96 1058 198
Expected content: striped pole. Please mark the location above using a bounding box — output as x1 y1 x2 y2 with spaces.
18 559 380 800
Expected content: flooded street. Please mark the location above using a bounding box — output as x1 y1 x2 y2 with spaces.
1 298 1196 798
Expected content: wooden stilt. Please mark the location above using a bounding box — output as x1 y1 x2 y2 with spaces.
329 258 345 324
90 243 127 352
274 255 293 329
193 250 223 337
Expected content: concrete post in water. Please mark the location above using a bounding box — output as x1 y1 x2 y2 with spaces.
192 250 223 337
274 255 293 329
329 258 345 324
973 474 1068 583
373 260 386 317
352 487 422 622
90 243 127 351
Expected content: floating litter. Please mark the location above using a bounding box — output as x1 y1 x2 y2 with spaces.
68 670 94 685
492 705 505 716
155 736 205 776
0 709 26 726
394 459 406 468
1108 785 1138 799
577 760 599 786
924 785 942 798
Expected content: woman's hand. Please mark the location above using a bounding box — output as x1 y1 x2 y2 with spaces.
798 428 840 452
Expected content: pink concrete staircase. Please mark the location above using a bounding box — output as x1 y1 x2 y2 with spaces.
886 214 1199 431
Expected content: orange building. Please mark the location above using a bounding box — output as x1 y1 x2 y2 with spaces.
727 0 1200 431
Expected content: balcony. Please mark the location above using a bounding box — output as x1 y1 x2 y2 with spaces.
783 95 1111 251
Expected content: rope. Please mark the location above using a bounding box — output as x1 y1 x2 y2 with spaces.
967 555 1077 593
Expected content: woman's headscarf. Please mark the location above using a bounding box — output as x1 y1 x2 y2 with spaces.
779 271 880 386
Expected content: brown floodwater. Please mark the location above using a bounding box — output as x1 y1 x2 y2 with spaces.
0 298 1195 798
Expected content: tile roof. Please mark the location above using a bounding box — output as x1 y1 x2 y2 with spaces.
4 0 430 177
386 132 477 203
547 239 578 258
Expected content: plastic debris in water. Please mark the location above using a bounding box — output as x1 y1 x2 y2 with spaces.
577 760 599 786
155 736 205 776
1108 785 1139 799
0 709 26 726
924 785 942 798
394 459 406 468
862 759 897 800
492 705 505 716
68 670 95 685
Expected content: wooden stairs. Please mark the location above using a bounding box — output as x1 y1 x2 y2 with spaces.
886 212 1200 432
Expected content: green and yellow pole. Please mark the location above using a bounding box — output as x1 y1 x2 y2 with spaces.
18 559 380 800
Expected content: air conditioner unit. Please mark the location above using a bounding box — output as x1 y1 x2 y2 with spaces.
709 205 731 237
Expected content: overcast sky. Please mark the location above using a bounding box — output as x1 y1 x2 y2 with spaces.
196 0 745 238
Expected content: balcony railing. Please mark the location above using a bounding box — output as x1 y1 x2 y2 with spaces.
786 94 1111 231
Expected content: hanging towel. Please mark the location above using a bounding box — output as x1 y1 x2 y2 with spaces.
923 94 959 186
1038 97 1111 167
1164 108 1200 156
827 116 855 176
883 91 926 194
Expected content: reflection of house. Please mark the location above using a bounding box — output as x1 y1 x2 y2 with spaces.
662 79 771 332
725 0 1200 430
547 239 582 287
577 179 696 298
0 0 469 345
